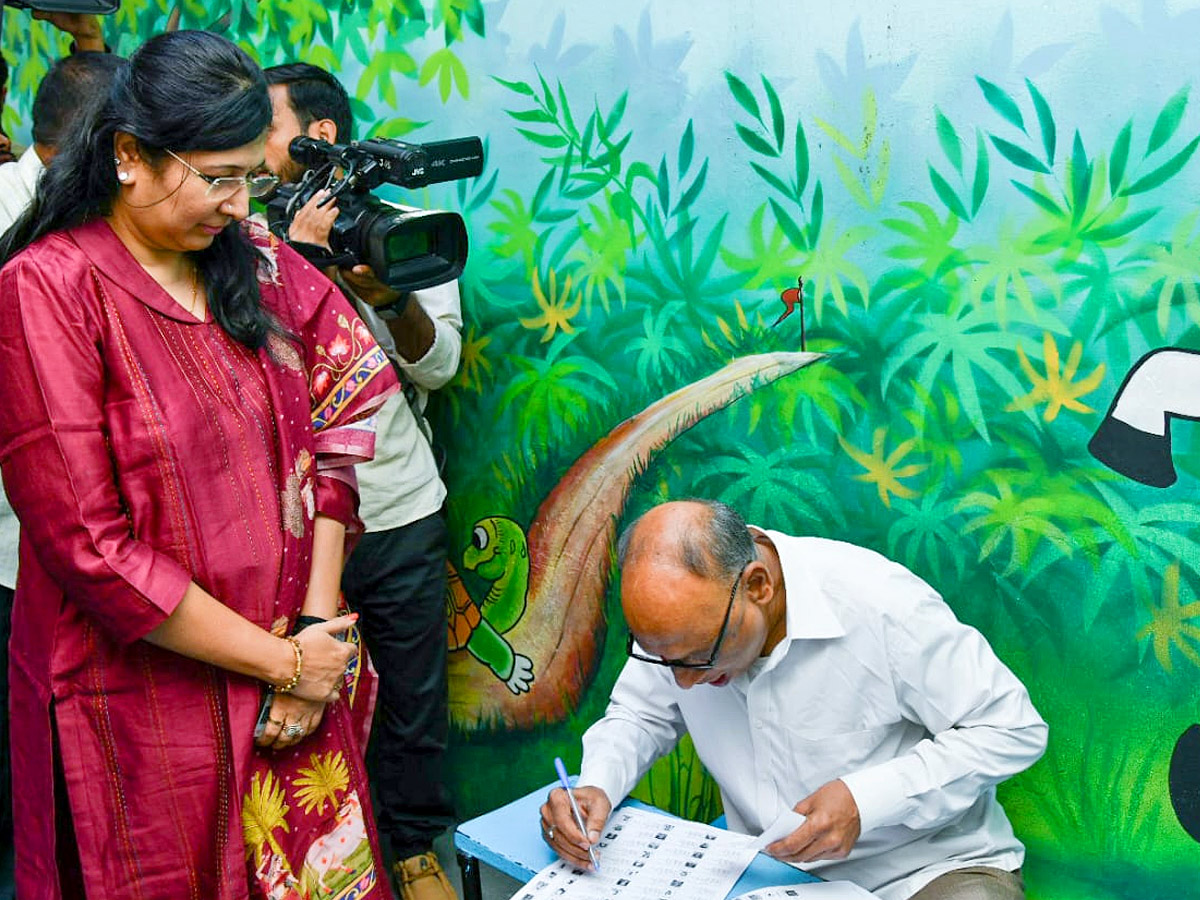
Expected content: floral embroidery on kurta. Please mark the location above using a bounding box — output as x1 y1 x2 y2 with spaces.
281 448 315 540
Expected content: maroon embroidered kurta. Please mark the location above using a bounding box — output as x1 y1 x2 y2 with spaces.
0 219 399 900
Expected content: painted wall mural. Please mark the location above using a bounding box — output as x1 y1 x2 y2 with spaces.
6 1 1200 897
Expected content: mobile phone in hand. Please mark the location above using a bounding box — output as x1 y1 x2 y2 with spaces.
253 688 275 740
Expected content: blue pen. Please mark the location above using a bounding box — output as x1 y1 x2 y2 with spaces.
554 756 601 872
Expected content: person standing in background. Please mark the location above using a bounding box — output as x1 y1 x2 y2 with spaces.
263 63 463 900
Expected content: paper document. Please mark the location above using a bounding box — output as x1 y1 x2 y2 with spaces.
510 807 759 900
730 882 880 900
748 810 807 852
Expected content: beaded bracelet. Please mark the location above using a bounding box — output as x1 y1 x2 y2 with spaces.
274 636 304 694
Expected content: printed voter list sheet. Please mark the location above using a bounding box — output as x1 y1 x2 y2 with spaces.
510 807 759 900
730 882 880 900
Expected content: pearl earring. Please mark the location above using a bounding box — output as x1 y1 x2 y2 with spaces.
117 171 130 182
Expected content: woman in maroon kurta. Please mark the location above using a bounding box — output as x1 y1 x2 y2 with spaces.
0 32 399 899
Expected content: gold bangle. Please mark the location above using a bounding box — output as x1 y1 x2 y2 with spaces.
274 637 303 694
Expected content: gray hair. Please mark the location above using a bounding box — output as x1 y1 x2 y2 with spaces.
617 499 755 581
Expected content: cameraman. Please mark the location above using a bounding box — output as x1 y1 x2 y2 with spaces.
262 63 462 900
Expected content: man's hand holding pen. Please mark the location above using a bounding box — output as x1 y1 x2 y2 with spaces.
539 784 612 872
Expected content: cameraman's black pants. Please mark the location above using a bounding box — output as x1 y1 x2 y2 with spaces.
341 511 456 860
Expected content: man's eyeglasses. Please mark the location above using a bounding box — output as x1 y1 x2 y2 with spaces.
625 560 752 670
165 148 280 200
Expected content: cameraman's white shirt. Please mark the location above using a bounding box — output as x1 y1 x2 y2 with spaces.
579 532 1047 900
350 280 463 531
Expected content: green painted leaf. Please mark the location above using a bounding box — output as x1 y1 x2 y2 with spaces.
763 75 785 150
493 76 535 96
1069 131 1092 223
603 92 628 137
1010 180 1065 216
1082 207 1159 242
532 169 554 213
833 156 872 208
557 83 577 138
1122 134 1200 195
769 198 808 252
750 161 792 198
657 157 670 214
506 108 554 124
467 171 498 212
935 107 963 173
1109 120 1132 194
464 0 486 37
674 160 709 215
537 71 556 115
349 98 376 124
725 72 762 123
679 121 695 175
611 191 632 222
516 128 568 149
989 135 1051 173
694 214 729 283
815 117 864 159
591 132 632 170
367 116 428 139
562 182 606 201
1026 78 1056 166
808 181 824 247
929 165 968 220
625 161 657 189
976 76 1026 133
579 113 596 163
795 120 810 199
736 124 778 157
1148 84 1190 156
971 130 989 215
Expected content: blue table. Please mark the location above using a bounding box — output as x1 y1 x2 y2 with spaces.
454 781 819 900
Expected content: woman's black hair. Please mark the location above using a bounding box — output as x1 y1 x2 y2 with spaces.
0 30 278 350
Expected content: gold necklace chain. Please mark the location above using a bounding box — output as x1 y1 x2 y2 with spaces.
188 265 202 319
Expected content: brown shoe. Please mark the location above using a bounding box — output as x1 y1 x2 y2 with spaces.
393 851 459 900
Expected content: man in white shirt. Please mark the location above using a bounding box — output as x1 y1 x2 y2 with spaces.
262 63 462 900
541 500 1047 900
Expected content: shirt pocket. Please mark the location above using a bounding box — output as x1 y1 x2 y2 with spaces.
782 722 894 796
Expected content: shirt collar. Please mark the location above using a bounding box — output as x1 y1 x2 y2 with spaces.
17 146 45 182
759 528 846 642
69 218 211 324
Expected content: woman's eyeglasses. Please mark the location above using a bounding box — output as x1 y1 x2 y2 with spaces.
625 560 752 670
165 148 280 200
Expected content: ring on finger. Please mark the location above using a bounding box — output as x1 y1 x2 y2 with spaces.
547 825 555 841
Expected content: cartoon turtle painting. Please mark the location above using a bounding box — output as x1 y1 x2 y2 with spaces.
445 516 534 696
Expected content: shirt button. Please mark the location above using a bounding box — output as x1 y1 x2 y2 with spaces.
755 720 764 729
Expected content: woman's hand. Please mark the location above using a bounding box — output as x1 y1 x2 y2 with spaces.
286 615 357 703
255 692 327 750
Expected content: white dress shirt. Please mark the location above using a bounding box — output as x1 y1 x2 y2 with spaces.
579 532 1047 900
350 280 463 531
0 146 45 588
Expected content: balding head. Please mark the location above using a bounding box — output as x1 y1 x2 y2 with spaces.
617 500 755 642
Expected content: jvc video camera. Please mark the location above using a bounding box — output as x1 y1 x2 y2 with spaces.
0 1 119 30
265 135 484 291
